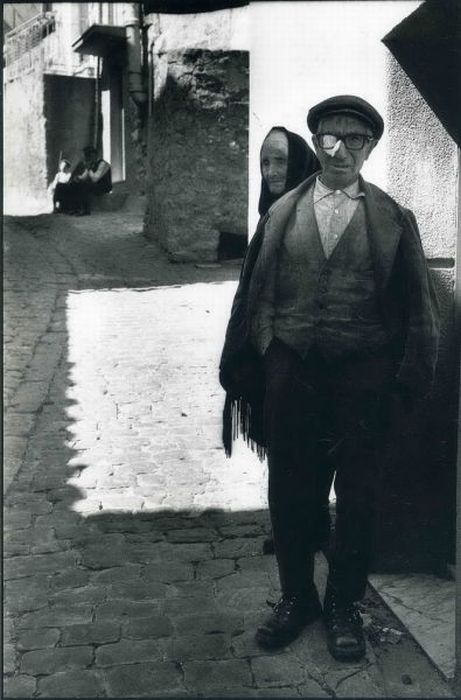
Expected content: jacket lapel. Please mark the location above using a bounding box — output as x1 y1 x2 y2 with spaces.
362 178 404 292
248 174 318 304
247 175 404 310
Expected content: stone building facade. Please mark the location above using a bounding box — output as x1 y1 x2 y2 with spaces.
145 48 248 261
142 7 250 261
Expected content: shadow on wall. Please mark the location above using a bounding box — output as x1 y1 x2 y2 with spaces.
372 269 457 575
146 49 249 263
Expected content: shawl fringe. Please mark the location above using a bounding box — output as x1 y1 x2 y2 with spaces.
223 394 266 461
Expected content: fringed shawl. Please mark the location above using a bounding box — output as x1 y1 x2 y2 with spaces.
220 128 320 460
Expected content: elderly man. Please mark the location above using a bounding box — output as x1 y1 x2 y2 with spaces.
219 95 439 661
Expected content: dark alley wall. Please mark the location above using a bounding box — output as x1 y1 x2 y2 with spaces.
145 49 249 262
44 75 96 182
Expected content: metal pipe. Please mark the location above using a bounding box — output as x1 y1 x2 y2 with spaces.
455 147 461 698
125 3 147 107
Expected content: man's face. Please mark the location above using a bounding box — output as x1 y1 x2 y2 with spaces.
312 114 376 189
261 130 289 195
83 151 95 166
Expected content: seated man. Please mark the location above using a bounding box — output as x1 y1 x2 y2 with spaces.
71 146 112 215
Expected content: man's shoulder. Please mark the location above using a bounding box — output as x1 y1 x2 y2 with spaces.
362 179 420 230
363 179 411 215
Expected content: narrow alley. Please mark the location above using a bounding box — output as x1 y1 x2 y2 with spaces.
3 209 454 698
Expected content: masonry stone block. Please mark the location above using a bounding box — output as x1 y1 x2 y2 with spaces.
104 662 184 697
21 645 93 675
37 669 106 698
183 658 252 692
3 674 37 698
17 628 61 651
95 639 162 667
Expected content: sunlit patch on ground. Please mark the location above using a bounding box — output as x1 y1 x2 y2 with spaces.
64 281 267 516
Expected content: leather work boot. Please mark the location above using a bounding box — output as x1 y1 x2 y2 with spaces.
255 591 322 649
323 599 366 661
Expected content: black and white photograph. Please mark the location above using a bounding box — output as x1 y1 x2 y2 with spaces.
3 1 460 698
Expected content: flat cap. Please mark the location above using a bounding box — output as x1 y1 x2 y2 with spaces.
307 95 384 139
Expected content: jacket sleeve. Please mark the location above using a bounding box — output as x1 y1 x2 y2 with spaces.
394 208 440 397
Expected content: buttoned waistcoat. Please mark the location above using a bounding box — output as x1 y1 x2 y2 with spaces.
219 173 440 454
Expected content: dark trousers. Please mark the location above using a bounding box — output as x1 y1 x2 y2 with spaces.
68 181 92 213
53 183 74 212
264 338 394 603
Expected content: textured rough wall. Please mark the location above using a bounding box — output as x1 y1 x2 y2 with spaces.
385 57 457 259
4 69 48 215
375 54 459 572
145 7 249 53
385 55 457 404
44 75 96 182
145 49 249 261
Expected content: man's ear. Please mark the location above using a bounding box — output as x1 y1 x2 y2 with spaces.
312 135 320 154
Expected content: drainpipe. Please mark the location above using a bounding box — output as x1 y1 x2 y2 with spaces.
93 56 102 151
455 147 461 697
125 3 147 108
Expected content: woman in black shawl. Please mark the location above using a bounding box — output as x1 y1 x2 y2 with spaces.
221 127 319 451
258 126 319 217
220 128 332 553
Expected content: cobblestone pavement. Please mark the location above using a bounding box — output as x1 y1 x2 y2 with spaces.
3 211 454 698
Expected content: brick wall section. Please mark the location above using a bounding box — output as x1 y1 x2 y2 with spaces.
4 69 48 214
145 49 249 262
44 75 96 182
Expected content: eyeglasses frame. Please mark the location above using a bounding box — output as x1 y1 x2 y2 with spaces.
316 133 375 151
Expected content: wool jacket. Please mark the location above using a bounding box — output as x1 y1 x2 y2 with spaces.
219 173 440 456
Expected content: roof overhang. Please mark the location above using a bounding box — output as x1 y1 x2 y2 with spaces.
143 0 248 14
382 0 461 148
72 24 126 58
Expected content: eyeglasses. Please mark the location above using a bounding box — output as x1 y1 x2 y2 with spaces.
317 133 374 151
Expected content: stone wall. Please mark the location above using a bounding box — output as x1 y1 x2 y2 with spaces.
145 49 248 261
4 68 48 215
44 75 96 182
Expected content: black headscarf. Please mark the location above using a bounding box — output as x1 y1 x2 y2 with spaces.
257 126 320 217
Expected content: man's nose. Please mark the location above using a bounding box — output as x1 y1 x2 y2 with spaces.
333 140 348 158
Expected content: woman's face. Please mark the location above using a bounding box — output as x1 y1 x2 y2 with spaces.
261 131 289 195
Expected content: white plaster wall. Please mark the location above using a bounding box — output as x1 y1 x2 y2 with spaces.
248 0 421 233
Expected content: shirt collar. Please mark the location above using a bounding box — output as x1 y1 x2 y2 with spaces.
314 176 365 203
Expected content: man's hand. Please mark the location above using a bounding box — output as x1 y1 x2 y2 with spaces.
76 170 90 182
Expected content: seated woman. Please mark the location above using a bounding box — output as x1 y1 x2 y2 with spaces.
48 159 73 213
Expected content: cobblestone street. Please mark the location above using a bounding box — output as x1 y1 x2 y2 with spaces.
3 210 454 698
